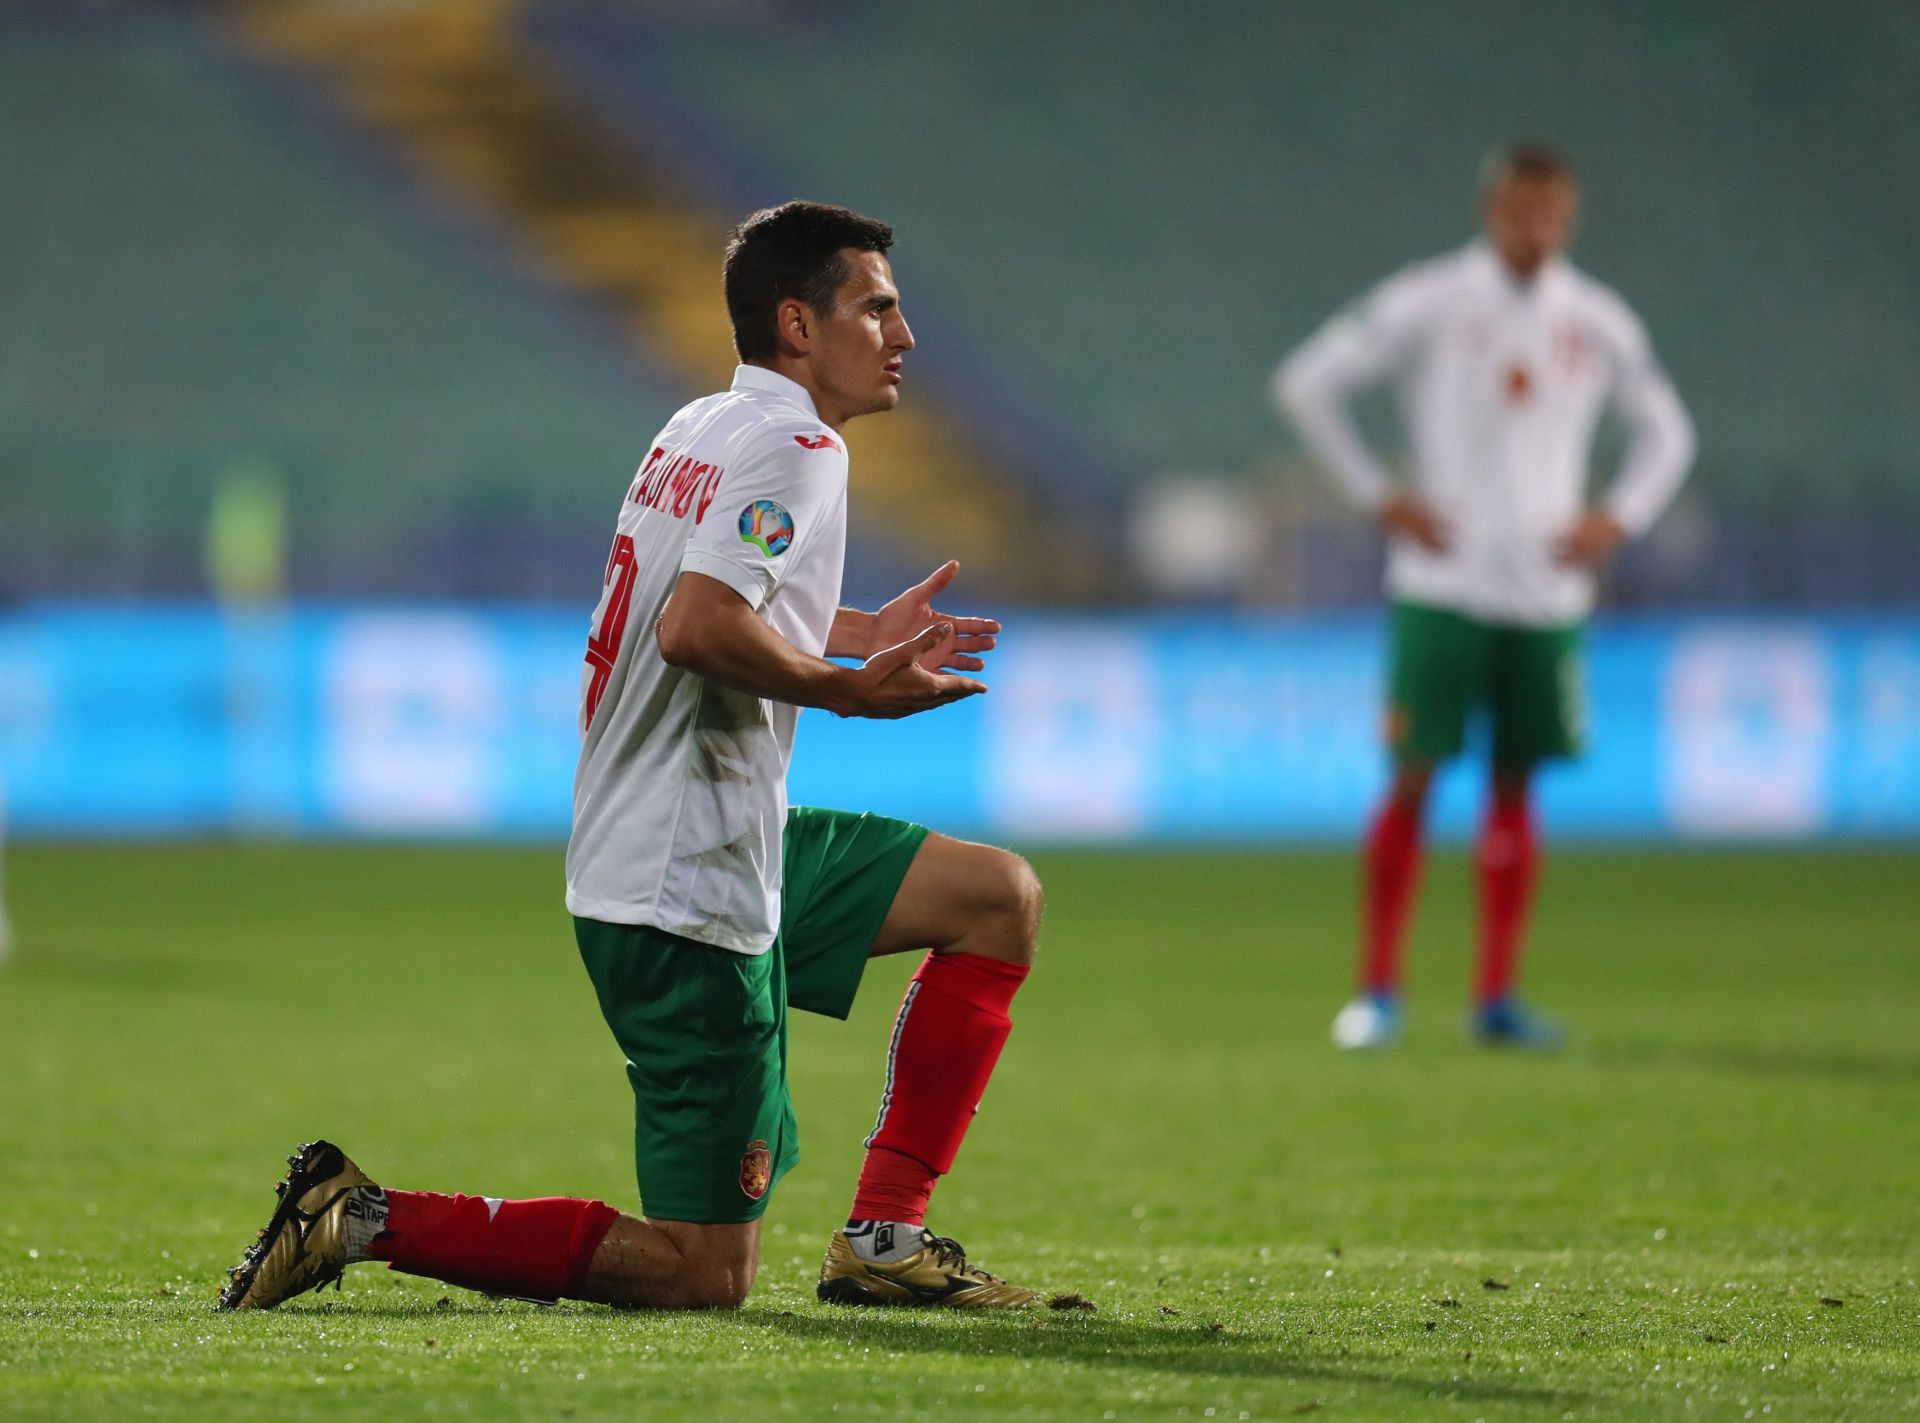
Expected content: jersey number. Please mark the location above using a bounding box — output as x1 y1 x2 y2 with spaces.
583 533 638 726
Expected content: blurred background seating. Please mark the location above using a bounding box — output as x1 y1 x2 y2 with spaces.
0 0 1915 842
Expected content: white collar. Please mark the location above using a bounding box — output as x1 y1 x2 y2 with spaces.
1467 240 1572 298
732 364 821 419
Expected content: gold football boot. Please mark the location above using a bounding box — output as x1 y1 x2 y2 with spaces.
216 1140 378 1310
817 1228 1039 1308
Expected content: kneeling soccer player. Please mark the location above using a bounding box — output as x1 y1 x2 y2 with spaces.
219 203 1046 1312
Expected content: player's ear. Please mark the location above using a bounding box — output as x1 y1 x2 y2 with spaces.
775 297 813 357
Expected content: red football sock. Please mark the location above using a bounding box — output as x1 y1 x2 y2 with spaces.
1360 796 1425 995
850 952 1029 1226
367 1191 619 1302
1475 789 1540 1002
849 1147 936 1228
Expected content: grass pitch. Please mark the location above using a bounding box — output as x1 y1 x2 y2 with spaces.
1 843 1915 1421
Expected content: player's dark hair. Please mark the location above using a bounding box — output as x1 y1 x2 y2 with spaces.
723 201 894 363
1479 141 1576 190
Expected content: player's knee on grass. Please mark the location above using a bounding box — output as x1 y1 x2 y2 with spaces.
581 1216 757 1310
681 1219 761 1309
660 1224 757 1310
671 1256 754 1310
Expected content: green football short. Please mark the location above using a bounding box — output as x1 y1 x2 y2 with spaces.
574 807 929 1225
1386 601 1585 768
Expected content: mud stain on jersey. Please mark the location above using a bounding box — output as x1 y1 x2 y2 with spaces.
690 837 758 877
694 736 752 785
695 685 771 732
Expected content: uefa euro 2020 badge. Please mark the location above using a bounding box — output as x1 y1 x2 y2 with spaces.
738 499 795 558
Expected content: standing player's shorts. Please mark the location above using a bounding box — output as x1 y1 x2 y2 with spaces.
573 808 929 1224
1386 602 1585 767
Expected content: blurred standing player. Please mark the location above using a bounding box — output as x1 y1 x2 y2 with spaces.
1274 144 1694 1050
222 202 1051 1311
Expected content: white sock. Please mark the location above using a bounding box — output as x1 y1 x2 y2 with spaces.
845 1219 926 1263
338 1186 390 1263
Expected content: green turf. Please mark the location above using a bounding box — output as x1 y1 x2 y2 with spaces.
1 844 1915 1421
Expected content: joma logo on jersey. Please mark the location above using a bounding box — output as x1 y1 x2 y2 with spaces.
793 432 840 452
627 447 726 522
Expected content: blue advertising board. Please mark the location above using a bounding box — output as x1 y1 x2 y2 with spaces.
0 606 1916 842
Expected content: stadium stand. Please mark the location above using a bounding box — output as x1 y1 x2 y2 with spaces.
2 1 1914 605
0 2 706 600
223 0 1107 600
524 0 1920 605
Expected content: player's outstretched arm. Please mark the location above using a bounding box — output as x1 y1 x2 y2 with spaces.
828 560 1000 672
658 572 985 720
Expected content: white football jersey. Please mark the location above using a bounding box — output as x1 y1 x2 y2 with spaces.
1276 242 1695 626
565 365 849 953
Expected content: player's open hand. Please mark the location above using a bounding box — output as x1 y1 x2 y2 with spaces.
843 622 988 720
1378 493 1452 553
1553 509 1625 569
872 561 1001 673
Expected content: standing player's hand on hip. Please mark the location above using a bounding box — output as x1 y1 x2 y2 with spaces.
841 623 988 720
1378 493 1452 553
872 561 1001 672
1553 509 1625 569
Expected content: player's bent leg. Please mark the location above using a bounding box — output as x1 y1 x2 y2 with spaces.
219 1140 623 1311
823 834 1043 1308
217 1141 757 1312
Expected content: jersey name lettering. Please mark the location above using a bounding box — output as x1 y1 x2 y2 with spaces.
627 447 726 522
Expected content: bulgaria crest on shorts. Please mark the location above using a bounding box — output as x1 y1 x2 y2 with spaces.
739 1139 772 1200
738 499 795 557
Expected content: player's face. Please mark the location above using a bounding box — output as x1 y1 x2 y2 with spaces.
1483 175 1579 280
809 250 914 424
